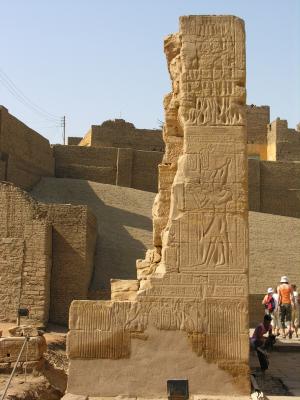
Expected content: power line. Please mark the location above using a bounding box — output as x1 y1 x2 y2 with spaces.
0 66 61 123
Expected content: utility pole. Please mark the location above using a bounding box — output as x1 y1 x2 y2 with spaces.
62 115 66 144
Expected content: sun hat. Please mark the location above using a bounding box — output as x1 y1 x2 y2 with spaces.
280 276 289 283
267 287 273 294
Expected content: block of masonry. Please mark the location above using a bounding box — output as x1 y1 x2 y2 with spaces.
66 15 249 397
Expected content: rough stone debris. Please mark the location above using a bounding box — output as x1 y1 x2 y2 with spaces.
66 15 249 397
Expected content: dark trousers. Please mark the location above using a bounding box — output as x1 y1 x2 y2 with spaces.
280 303 292 328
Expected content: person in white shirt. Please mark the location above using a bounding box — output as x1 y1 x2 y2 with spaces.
272 289 281 336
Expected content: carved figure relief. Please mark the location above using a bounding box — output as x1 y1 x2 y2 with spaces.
67 16 248 386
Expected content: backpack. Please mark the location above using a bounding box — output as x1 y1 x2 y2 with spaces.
265 295 275 312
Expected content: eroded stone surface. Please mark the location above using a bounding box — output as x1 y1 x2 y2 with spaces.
0 336 46 363
67 15 249 397
8 325 40 337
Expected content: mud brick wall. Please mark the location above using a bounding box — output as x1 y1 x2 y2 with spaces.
53 145 163 193
248 159 300 218
246 105 269 160
260 161 300 218
81 119 164 152
0 238 24 322
39 203 97 325
67 137 83 145
0 158 6 180
0 106 54 190
54 145 118 185
249 212 300 327
246 105 269 144
268 118 300 161
248 159 260 212
0 182 97 326
131 150 162 192
0 183 52 324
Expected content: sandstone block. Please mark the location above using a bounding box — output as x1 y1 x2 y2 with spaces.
111 279 139 301
61 394 88 400
0 336 47 363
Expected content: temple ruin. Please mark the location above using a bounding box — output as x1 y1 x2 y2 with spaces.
65 15 249 397
0 11 300 399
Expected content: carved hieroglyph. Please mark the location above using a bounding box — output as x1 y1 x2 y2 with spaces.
67 16 249 397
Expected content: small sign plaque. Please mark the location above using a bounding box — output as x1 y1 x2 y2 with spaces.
167 379 189 400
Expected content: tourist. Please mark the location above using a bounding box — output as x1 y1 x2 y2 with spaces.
272 288 281 336
277 276 295 339
291 284 299 338
250 314 276 371
262 287 276 316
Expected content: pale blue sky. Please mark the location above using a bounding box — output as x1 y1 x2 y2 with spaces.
0 0 299 144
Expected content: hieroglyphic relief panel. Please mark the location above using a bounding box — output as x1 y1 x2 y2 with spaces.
179 16 246 127
68 329 131 359
67 16 248 392
163 212 247 273
205 299 249 362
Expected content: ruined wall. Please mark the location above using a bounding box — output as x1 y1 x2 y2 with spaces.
267 118 300 161
66 15 249 397
53 145 163 193
79 119 164 152
39 203 97 326
0 182 97 326
67 137 83 145
0 106 54 190
0 182 52 324
246 105 269 160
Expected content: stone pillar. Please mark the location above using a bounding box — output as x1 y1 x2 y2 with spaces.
66 15 249 398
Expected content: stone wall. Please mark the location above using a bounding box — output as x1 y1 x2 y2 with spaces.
267 118 300 161
0 106 54 190
53 145 163 193
79 119 164 152
0 182 97 326
248 159 300 218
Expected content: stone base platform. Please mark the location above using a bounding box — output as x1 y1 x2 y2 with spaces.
62 396 252 400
